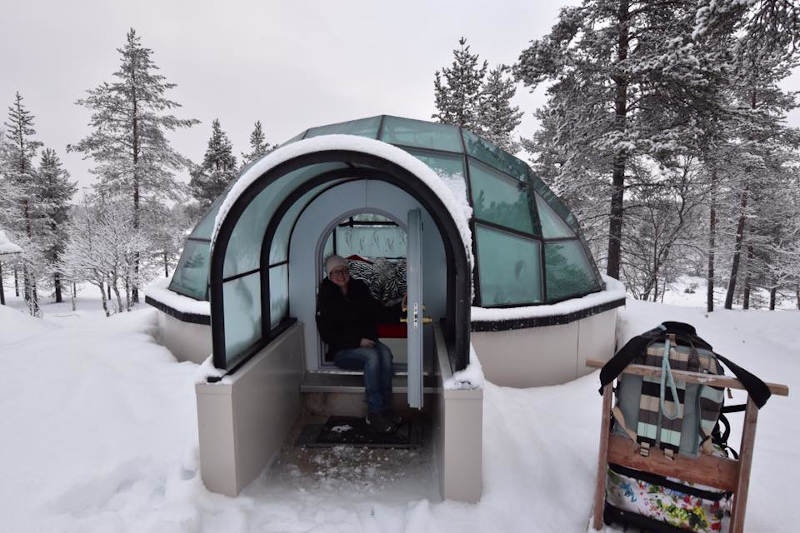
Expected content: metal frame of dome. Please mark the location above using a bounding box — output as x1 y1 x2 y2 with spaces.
169 115 603 307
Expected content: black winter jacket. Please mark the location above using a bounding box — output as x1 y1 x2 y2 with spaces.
316 277 381 355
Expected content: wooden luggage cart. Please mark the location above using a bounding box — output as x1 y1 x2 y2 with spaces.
586 359 789 533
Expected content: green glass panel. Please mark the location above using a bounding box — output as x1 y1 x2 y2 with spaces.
190 186 229 239
535 192 574 239
269 182 333 264
224 185 275 278
269 264 289 328
222 272 262 366
469 160 534 235
544 240 601 302
476 224 542 306
224 163 344 277
405 149 465 179
529 174 580 232
168 239 210 300
380 116 462 152
305 116 381 139
462 129 529 181
404 148 469 208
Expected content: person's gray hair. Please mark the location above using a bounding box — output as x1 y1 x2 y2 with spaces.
325 255 348 275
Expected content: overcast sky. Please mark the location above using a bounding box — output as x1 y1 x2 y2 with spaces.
3 1 799 193
2 0 574 191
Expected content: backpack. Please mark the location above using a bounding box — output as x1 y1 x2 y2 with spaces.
600 321 770 457
598 321 772 532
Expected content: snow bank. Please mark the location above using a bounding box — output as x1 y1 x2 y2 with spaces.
471 275 626 322
145 277 210 316
443 343 485 390
0 303 54 344
0 292 796 532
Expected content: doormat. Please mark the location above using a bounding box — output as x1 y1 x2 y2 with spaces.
296 416 422 449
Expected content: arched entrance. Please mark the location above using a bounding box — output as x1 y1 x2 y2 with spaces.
194 137 482 502
209 140 472 378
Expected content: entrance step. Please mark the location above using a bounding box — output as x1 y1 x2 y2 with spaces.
300 372 440 394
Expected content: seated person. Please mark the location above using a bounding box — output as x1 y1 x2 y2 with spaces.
316 255 399 433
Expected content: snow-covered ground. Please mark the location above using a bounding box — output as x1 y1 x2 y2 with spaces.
0 280 796 532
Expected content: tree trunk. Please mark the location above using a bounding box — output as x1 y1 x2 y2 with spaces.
0 260 5 305
71 281 77 312
607 155 626 279
23 265 39 317
724 185 749 309
742 244 753 310
14 266 19 297
112 274 124 314
107 282 112 302
98 282 110 318
769 287 777 310
164 251 169 278
125 275 131 311
132 87 141 305
652 241 660 302
605 0 630 280
706 165 717 312
54 272 62 303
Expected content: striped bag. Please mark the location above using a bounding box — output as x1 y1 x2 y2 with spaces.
614 331 725 457
598 322 771 532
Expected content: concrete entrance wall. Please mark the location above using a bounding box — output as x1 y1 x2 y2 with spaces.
195 322 305 496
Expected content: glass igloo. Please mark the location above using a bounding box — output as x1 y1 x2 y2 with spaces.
148 115 624 501
149 114 623 385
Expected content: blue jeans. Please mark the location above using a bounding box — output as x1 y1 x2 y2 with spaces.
333 341 394 413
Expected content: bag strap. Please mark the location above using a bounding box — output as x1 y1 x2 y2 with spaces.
599 322 771 408
713 352 771 408
659 335 682 420
598 325 665 393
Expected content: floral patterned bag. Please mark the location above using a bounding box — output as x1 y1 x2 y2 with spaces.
605 463 732 532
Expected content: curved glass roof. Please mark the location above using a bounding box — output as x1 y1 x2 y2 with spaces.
169 115 603 308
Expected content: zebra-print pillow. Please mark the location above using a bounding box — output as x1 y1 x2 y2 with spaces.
373 258 406 303
346 259 379 298
346 258 406 304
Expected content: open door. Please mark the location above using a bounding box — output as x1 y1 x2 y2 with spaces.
406 208 423 409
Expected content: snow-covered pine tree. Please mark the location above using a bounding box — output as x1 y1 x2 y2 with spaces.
477 66 523 152
694 0 800 53
189 119 238 210
2 92 43 315
692 0 800 310
516 0 727 280
722 49 798 309
724 144 800 309
432 37 488 132
70 28 198 304
240 120 272 168
37 148 77 303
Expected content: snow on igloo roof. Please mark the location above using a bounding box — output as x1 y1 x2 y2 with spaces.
169 115 604 307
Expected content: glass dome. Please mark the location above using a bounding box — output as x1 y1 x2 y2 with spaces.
169 115 603 308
